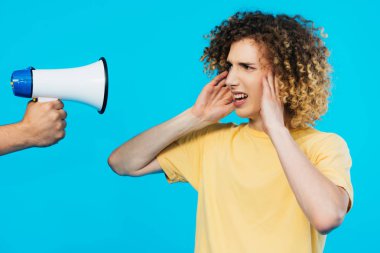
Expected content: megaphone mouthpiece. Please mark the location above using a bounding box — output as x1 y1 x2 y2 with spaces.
11 67 35 98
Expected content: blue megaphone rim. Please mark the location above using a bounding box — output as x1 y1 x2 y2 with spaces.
11 66 35 98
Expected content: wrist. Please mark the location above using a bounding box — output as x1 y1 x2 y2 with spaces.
186 107 213 130
267 124 289 138
16 121 34 148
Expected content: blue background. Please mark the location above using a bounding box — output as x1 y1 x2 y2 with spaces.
0 0 378 252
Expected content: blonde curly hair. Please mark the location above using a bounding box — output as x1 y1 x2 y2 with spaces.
200 11 332 129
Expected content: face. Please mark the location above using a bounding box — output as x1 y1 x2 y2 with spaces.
225 38 270 119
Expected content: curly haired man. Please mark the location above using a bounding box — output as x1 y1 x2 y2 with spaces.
108 11 353 253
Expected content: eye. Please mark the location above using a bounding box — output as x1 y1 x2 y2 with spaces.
241 64 256 71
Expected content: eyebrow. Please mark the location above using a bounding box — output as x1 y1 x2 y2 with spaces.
226 60 256 66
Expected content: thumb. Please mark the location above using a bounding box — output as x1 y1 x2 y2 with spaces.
226 101 236 113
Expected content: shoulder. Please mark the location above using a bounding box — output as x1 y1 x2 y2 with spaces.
294 127 348 147
205 122 238 132
295 128 351 161
185 122 241 143
176 122 235 144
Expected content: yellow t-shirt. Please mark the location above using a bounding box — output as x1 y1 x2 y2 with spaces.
156 122 353 253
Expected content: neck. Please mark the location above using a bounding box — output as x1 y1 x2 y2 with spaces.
248 112 291 132
248 117 265 132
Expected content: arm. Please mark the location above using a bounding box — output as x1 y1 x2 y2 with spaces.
0 123 30 155
269 127 349 234
108 108 210 176
261 73 349 234
108 71 235 176
0 100 67 156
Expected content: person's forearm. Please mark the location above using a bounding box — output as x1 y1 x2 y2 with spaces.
268 126 348 234
0 123 30 155
108 107 210 173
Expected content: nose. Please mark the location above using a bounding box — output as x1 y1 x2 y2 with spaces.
225 68 239 89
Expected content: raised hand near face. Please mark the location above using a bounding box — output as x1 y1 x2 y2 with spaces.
191 71 235 125
260 72 285 134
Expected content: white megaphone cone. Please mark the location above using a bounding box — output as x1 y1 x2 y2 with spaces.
10 57 108 114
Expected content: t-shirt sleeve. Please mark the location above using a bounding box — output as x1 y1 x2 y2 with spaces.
313 133 354 212
156 124 213 190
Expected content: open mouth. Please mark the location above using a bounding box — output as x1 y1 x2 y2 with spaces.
233 93 248 102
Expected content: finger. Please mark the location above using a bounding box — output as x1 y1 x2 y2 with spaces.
209 71 228 87
57 130 66 140
59 110 67 120
215 78 227 91
226 98 236 111
276 82 285 111
214 83 231 101
262 76 270 97
61 120 67 129
52 100 64 110
211 78 227 100
56 121 66 131
274 76 281 101
222 91 234 104
267 72 275 97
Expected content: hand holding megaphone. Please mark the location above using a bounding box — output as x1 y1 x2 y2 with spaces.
10 57 108 113
19 99 67 147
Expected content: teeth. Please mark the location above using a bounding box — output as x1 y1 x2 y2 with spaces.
233 93 248 99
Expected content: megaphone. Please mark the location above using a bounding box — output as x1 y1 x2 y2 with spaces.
10 57 108 114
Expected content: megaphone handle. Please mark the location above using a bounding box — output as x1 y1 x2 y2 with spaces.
36 97 58 102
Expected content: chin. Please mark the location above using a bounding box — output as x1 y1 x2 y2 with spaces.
235 106 260 119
